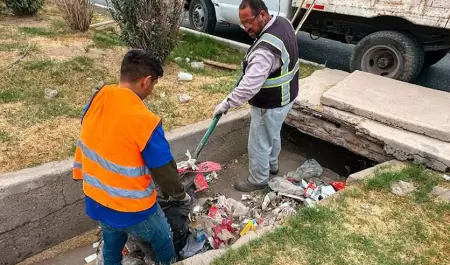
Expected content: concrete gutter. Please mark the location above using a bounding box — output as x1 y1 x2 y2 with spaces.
0 109 250 265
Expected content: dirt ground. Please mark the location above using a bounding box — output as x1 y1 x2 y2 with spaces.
0 4 243 173
199 142 345 201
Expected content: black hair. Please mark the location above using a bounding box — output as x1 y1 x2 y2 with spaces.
239 0 268 16
120 49 164 82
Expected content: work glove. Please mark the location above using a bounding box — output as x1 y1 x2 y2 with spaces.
213 98 230 118
179 193 191 205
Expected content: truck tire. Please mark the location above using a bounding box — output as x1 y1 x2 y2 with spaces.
189 0 216 34
350 31 424 82
423 49 449 68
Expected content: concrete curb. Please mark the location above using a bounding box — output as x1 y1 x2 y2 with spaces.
89 3 323 68
0 109 251 265
179 27 325 67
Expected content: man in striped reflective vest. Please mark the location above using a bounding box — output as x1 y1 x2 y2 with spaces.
213 0 300 192
73 49 190 265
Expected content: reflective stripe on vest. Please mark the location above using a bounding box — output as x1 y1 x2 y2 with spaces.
75 140 154 199
251 33 298 106
83 172 156 199
77 140 150 177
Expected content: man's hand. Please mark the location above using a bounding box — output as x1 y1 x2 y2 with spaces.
214 98 230 118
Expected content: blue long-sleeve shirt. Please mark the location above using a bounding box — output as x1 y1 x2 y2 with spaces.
81 98 173 228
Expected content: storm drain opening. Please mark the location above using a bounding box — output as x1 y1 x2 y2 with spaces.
91 124 377 265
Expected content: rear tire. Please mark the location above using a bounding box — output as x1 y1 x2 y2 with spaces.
423 49 449 68
188 0 216 34
350 31 424 82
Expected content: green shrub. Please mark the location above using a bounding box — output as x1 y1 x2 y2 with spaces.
4 0 44 16
107 0 184 62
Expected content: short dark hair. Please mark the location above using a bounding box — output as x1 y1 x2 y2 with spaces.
120 49 164 82
239 0 268 16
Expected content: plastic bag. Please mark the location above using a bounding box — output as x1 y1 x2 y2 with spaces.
286 159 323 181
268 177 304 196
225 198 249 217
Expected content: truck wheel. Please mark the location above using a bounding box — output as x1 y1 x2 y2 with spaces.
350 31 424 82
189 0 216 34
423 49 449 68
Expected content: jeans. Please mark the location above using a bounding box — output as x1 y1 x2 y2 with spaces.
99 203 176 265
248 101 294 185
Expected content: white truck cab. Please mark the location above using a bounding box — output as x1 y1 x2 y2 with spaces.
186 0 450 82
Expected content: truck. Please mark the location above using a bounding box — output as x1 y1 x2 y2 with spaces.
185 0 450 82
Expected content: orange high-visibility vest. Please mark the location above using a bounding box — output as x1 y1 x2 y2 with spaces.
73 84 160 213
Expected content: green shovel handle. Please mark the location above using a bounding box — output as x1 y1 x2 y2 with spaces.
193 113 222 159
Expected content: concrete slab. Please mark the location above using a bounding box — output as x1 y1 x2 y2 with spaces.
286 70 450 172
321 71 450 142
295 68 350 109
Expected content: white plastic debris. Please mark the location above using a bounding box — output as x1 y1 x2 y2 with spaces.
191 61 204 69
262 192 277 211
176 150 197 170
174 57 183 62
177 93 192 103
205 171 218 182
443 174 450 181
278 192 305 201
269 177 304 196
178 72 193 81
185 58 191 63
85 253 97 263
320 185 336 199
241 194 252 201
304 198 317 207
92 242 100 248
44 88 58 99
225 198 249 217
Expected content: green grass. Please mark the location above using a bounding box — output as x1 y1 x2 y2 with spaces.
19 26 68 37
199 78 238 94
365 165 440 202
170 32 245 65
92 27 125 49
0 130 13 143
213 166 450 265
1 56 105 125
301 63 321 79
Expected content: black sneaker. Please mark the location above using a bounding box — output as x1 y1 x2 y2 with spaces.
270 169 279 175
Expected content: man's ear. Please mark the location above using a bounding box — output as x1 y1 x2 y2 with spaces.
142 75 153 87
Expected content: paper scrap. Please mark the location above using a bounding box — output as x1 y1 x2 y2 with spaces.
85 253 97 263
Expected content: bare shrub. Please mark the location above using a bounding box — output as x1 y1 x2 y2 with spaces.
53 0 94 32
107 0 185 62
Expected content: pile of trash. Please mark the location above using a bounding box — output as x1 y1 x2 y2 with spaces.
90 156 346 264
268 159 346 207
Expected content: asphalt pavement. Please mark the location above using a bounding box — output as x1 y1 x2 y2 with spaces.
93 1 449 92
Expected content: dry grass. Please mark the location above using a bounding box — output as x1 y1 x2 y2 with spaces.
214 166 450 265
0 3 247 173
0 3 319 174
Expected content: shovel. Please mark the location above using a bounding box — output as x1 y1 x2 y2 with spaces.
180 113 223 188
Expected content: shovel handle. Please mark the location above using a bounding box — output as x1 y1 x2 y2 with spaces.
193 114 222 159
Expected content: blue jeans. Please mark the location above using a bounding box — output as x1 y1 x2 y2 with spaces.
99 203 176 265
248 102 294 185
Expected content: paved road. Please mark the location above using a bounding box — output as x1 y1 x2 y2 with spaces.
207 23 450 92
93 1 450 92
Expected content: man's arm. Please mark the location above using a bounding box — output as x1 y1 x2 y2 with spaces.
142 124 187 201
225 48 281 109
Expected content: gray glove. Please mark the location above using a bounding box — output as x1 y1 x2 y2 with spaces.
213 98 230 118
